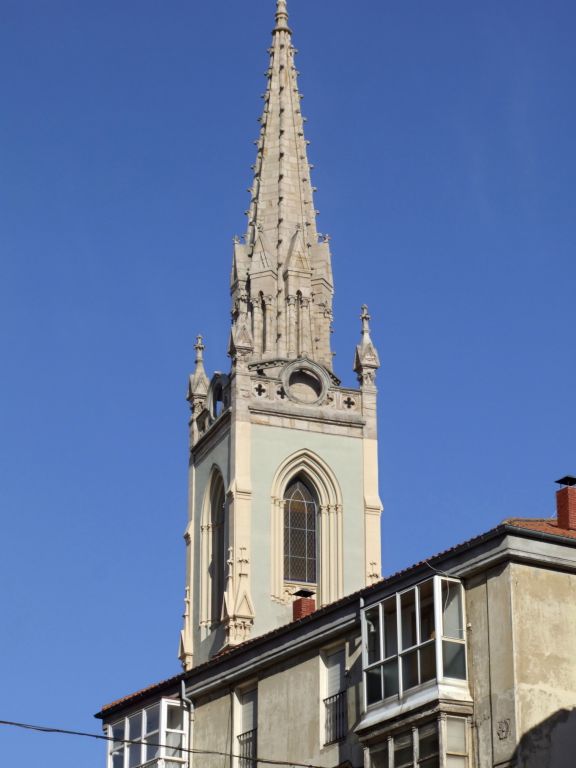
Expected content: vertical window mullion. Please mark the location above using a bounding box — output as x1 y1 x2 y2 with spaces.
396 592 403 696
415 587 421 686
160 699 166 760
433 576 443 683
379 602 384 665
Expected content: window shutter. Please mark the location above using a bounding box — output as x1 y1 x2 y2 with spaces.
326 649 345 697
241 688 257 732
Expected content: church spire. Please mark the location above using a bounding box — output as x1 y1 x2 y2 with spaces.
231 0 334 370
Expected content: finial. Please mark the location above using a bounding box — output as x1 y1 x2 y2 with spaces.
275 0 290 31
354 305 380 385
360 305 371 335
194 334 205 363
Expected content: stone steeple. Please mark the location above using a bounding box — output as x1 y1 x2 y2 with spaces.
180 1 382 671
231 0 334 370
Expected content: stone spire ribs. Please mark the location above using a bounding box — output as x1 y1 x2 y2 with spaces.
231 0 334 371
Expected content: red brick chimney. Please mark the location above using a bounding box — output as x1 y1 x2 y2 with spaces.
555 476 576 530
292 589 316 621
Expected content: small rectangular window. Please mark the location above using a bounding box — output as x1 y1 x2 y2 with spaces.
370 741 389 768
324 649 347 744
110 721 125 768
400 590 417 650
165 702 187 763
238 688 258 768
394 731 413 768
128 713 142 768
446 717 468 767
365 606 381 664
143 704 160 762
383 597 398 658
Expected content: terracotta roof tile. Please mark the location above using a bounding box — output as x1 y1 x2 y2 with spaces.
504 517 576 540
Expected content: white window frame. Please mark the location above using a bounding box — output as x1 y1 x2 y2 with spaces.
367 716 470 768
361 576 467 710
107 699 188 768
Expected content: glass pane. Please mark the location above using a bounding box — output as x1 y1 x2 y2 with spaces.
371 743 389 768
382 658 399 698
402 649 419 690
111 722 125 746
394 731 413 768
145 739 160 761
446 717 467 753
400 589 417 649
442 581 464 640
383 597 398 658
446 757 467 768
443 641 466 680
419 758 440 768
128 743 141 768
419 723 439 758
167 704 184 731
365 607 381 664
420 642 436 684
128 714 142 740
419 580 435 642
145 705 160 734
366 666 382 704
166 731 183 758
112 754 124 768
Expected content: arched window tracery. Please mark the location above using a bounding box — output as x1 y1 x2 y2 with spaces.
271 450 343 607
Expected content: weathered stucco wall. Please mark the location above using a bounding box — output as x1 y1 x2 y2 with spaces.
190 630 363 768
193 690 233 768
466 563 517 767
256 634 364 767
511 563 576 768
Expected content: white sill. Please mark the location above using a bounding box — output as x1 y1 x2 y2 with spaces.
356 679 472 733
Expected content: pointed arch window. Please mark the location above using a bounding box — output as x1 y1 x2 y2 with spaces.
283 478 317 584
210 474 226 623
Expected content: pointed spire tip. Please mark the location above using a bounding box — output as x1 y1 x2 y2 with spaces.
275 0 290 31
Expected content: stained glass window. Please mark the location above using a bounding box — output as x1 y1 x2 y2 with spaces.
283 479 317 583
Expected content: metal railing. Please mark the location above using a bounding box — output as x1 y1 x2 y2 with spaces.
238 728 258 768
324 691 347 744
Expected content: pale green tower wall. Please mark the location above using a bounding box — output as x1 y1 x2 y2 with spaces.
250 423 366 634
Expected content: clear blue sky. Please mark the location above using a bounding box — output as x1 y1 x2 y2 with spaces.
1 1 574 765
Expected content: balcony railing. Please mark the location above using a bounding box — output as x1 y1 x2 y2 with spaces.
238 728 257 768
324 691 348 744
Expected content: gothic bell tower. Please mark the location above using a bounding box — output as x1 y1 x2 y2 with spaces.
179 0 382 671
